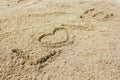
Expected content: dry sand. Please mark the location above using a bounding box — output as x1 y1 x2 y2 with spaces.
0 0 120 80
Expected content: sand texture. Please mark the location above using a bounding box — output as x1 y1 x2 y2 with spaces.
0 0 120 80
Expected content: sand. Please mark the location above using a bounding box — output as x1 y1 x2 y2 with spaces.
0 0 120 80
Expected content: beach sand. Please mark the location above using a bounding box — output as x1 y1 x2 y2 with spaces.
0 0 120 80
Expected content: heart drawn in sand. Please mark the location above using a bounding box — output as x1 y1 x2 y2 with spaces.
38 27 70 48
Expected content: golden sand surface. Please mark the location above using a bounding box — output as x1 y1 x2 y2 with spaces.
0 0 120 80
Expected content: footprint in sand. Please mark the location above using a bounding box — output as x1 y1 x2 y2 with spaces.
38 27 73 48
80 8 114 21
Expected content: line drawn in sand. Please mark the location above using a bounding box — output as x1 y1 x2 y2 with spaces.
38 27 74 48
10 0 42 9
61 22 94 31
36 50 63 71
28 11 67 17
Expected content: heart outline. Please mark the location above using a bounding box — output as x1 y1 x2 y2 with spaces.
38 27 73 48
